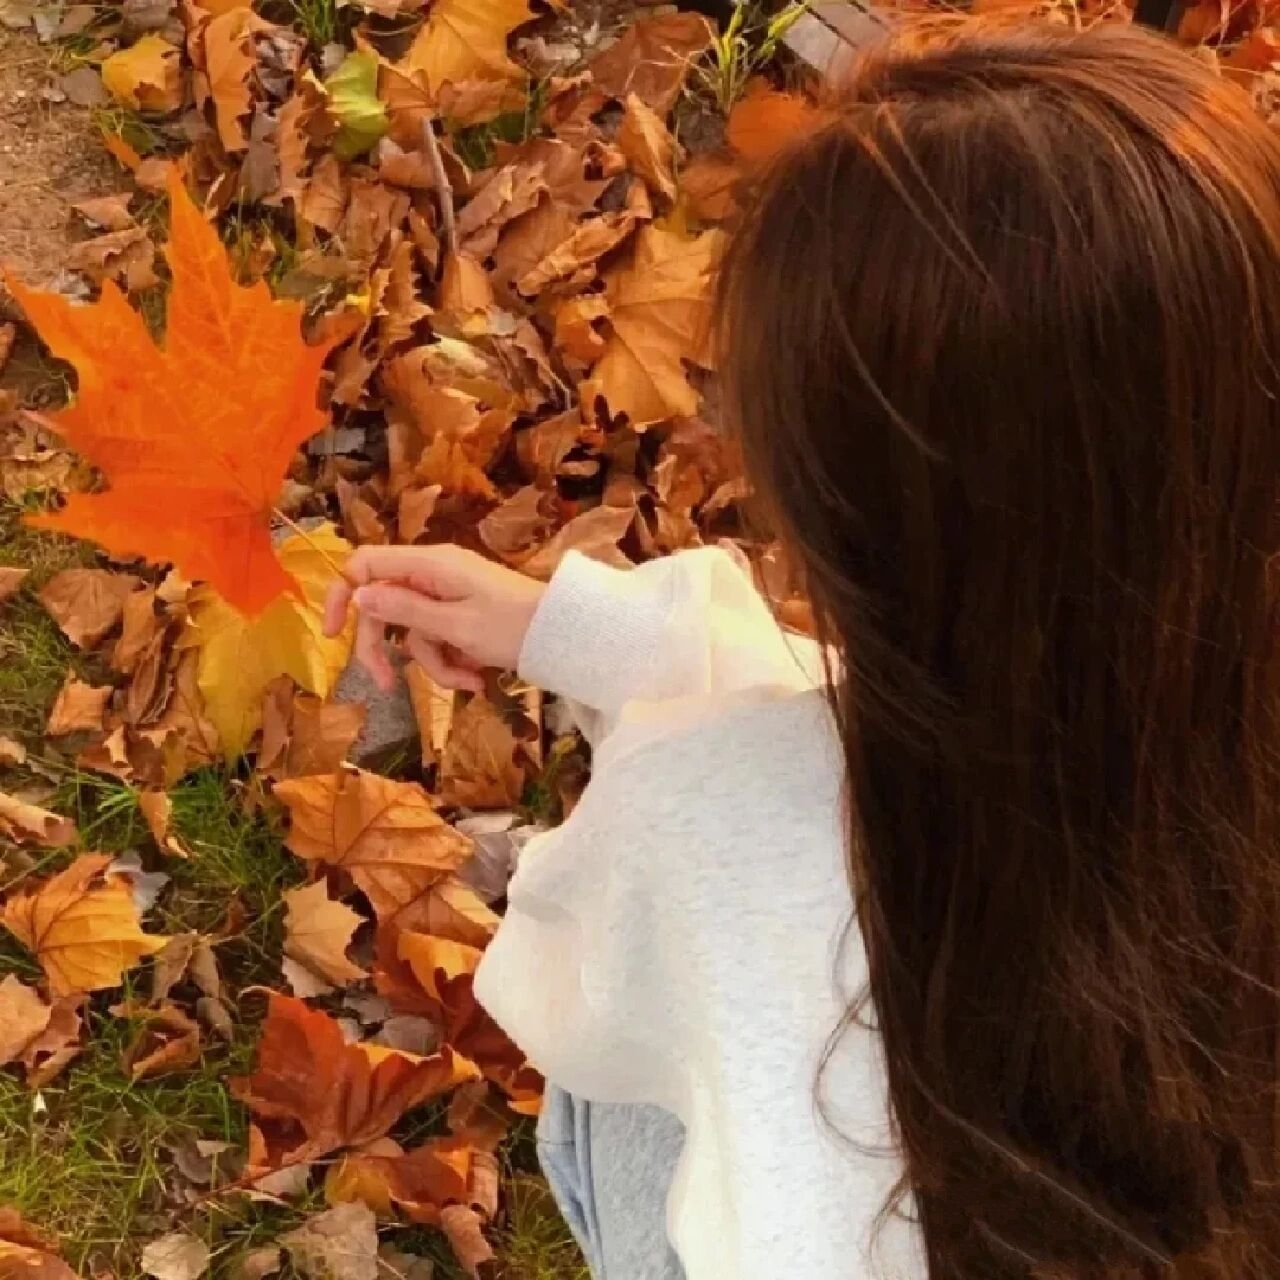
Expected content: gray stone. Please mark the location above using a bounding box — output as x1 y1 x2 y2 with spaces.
333 651 418 765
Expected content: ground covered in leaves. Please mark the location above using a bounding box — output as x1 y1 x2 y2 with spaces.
1 0 1279 1276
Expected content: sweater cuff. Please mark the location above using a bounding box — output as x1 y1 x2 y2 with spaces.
517 552 671 710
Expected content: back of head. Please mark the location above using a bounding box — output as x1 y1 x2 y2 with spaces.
719 19 1280 1278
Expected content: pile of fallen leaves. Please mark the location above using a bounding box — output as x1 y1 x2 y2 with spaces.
3 0 1280 1273
0 1 797 1273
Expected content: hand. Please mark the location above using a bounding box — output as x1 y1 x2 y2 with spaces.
323 544 546 694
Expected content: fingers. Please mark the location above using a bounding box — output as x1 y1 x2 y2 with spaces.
322 576 353 638
353 608 396 693
352 583 465 647
407 633 484 693
344 545 473 598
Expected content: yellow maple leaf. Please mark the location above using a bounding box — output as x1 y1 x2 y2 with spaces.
101 34 183 113
2 854 167 997
402 0 534 98
187 524 355 756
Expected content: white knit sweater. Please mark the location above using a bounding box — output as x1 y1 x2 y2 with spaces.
474 548 925 1279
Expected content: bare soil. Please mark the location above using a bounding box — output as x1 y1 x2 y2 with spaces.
0 25 121 400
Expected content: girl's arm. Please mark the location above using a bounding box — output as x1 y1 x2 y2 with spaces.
326 544 823 738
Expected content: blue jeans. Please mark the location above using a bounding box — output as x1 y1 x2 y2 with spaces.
537 1086 688 1279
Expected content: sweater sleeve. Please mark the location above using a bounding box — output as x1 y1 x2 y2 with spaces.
517 548 824 732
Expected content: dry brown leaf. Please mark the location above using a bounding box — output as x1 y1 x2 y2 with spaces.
679 151 741 223
138 791 191 858
274 766 473 919
39 569 143 648
397 484 441 543
589 225 724 425
405 665 454 769
71 193 136 232
0 1209 79 1280
440 1203 495 1277
141 1231 211 1280
587 11 714 115
0 975 52 1066
553 294 609 366
45 672 112 736
203 7 269 152
111 587 160 674
232 994 480 1161
121 1000 202 1080
2 854 166 996
65 227 159 293
258 687 366 780
401 0 533 99
283 880 368 990
617 92 682 204
0 791 76 848
0 566 29 603
514 211 637 297
438 253 495 322
280 1203 378 1280
0 736 27 767
477 484 553 558
12 994 81 1087
520 503 635 580
438 695 526 809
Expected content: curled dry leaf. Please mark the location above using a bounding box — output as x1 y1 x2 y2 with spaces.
45 672 112 736
138 791 191 858
7 171 340 616
187 524 356 756
38 569 143 649
280 1202 378 1280
231 994 480 1161
0 791 76 848
202 7 272 152
120 1001 202 1080
520 503 635 581
283 880 369 991
141 1231 211 1280
616 92 682 204
405 664 454 769
2 854 167 996
274 765 473 919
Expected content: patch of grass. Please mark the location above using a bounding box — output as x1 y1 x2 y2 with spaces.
0 504 96 742
695 0 811 112
497 1175 590 1280
290 0 339 49
450 82 549 171
0 1000 318 1279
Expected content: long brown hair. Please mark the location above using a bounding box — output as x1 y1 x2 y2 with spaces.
718 19 1280 1278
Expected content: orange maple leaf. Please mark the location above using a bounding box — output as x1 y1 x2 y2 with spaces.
5 170 336 616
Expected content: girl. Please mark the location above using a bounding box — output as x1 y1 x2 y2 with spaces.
325 19 1280 1279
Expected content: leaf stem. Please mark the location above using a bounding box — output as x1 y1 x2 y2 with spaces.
422 117 459 258
271 507 355 585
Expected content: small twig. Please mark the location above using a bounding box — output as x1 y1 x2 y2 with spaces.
271 506 356 586
421 116 458 258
